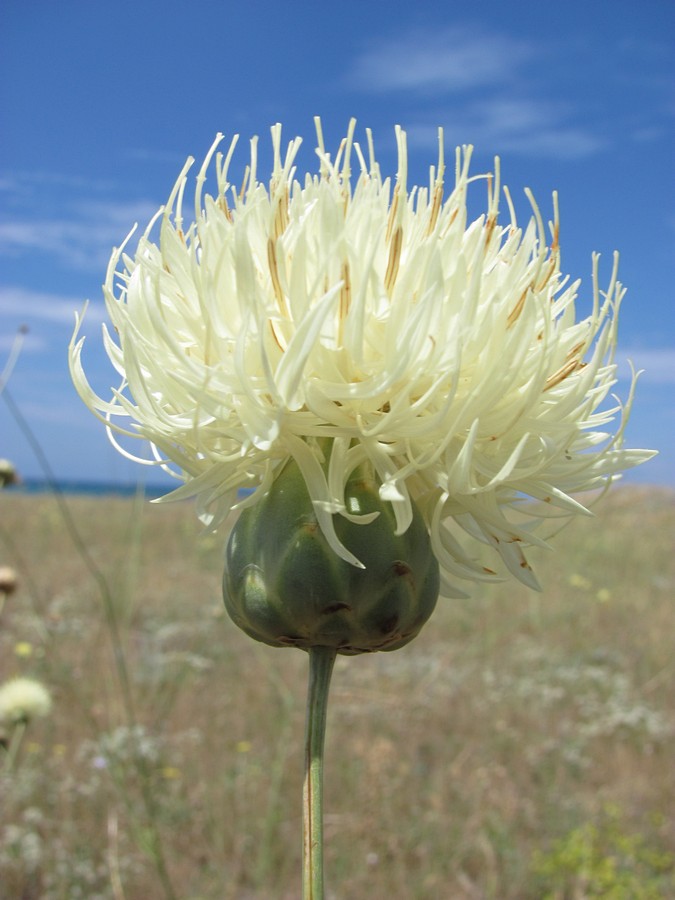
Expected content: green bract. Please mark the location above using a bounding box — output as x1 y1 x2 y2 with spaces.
223 457 440 655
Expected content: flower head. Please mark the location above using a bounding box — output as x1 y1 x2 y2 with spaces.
70 120 654 597
0 459 19 488
0 677 52 725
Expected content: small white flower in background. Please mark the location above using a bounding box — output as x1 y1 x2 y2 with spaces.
0 459 20 488
69 120 654 597
0 677 52 725
0 566 19 595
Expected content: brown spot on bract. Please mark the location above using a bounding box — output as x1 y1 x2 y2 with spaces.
322 602 351 615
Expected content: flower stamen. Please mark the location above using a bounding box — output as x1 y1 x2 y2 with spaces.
267 238 289 317
339 260 351 346
544 358 586 391
507 289 529 329
384 226 403 296
425 128 446 238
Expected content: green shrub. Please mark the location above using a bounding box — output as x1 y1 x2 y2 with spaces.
531 806 675 899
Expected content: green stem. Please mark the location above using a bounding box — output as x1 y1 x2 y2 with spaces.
4 720 27 773
303 646 337 900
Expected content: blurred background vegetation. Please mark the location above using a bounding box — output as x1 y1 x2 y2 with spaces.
1 483 673 898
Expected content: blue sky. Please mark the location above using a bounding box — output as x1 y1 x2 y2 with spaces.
1 0 673 487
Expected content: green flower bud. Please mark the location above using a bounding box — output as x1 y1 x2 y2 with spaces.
223 457 439 655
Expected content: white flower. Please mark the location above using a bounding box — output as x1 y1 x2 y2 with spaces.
0 677 52 725
0 458 19 488
69 120 654 597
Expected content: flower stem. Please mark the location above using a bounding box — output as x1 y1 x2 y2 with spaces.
303 645 337 900
4 720 27 773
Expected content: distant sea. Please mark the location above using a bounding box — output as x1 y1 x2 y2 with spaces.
7 478 173 501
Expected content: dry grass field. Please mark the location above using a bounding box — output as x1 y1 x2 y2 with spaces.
1 484 673 899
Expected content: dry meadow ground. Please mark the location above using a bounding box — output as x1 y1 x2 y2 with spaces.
1 484 674 898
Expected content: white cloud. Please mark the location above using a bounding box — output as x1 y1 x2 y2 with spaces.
0 170 117 193
499 129 603 160
347 26 606 161
617 348 675 385
0 329 46 355
406 97 605 160
0 195 156 272
349 25 533 93
0 286 106 327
